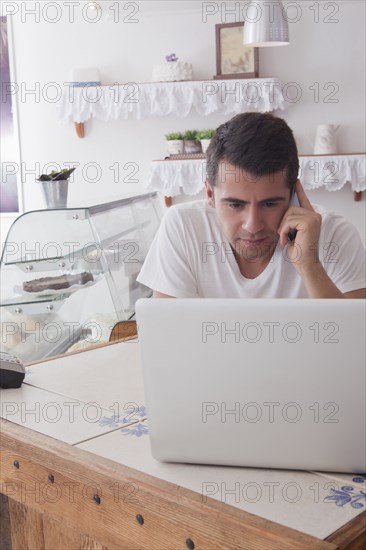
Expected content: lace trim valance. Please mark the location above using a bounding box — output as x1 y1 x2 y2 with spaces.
146 155 366 197
57 79 286 123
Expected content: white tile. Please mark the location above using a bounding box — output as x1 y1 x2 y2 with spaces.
0 384 140 445
77 422 366 540
25 341 146 415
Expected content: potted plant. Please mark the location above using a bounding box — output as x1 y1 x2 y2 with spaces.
38 167 76 209
183 130 202 154
165 132 184 156
196 129 215 153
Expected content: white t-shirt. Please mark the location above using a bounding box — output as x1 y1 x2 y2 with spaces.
137 200 365 298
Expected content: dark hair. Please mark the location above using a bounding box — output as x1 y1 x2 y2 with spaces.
206 113 299 193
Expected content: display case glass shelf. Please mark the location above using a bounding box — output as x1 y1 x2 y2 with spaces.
0 193 161 363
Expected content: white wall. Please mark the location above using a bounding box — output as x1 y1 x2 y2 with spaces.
1 0 365 246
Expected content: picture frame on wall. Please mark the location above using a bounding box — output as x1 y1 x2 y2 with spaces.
0 15 23 215
214 22 259 80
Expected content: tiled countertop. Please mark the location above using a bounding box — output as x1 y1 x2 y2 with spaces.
1 340 365 540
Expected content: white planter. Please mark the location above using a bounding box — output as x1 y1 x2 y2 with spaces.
167 140 184 155
200 139 211 153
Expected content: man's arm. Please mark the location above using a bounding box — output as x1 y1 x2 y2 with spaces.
137 206 199 299
278 181 365 299
293 262 365 298
153 290 175 298
344 288 366 299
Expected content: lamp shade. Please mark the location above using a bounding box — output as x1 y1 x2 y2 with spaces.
243 1 289 47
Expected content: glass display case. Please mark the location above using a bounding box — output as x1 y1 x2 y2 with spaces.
0 193 162 363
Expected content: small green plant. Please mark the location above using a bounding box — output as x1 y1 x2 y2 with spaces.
196 129 215 140
183 130 198 141
38 168 76 181
165 132 183 140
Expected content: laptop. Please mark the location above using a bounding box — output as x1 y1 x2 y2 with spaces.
135 299 366 473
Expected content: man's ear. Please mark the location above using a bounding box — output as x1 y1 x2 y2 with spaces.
205 179 215 207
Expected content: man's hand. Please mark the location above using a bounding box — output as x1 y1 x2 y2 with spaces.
278 180 345 298
278 179 322 272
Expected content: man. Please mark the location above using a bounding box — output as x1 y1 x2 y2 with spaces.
137 113 365 299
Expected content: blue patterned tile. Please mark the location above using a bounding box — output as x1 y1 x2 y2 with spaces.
98 404 146 429
324 486 366 508
98 415 120 428
120 422 149 437
351 475 366 484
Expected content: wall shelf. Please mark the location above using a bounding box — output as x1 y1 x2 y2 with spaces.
58 79 286 138
146 154 366 202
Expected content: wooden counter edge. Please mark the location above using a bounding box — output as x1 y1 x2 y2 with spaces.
326 510 366 550
24 333 138 367
0 419 340 550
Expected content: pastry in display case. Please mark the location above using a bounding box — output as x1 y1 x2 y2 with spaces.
0 193 162 363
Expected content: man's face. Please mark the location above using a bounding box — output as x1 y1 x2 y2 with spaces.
206 162 292 262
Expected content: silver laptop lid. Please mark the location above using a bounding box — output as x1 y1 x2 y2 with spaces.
136 299 366 473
